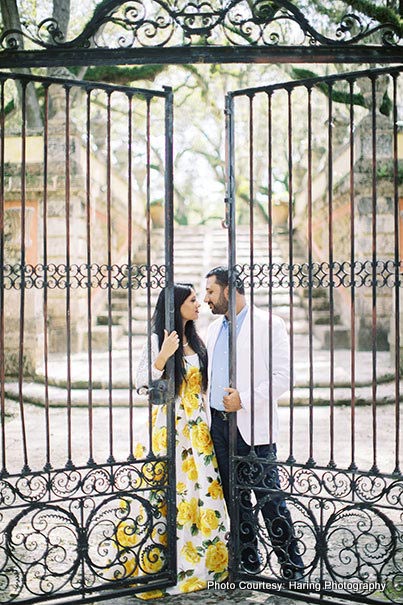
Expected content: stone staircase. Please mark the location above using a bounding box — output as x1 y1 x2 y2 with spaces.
4 224 400 408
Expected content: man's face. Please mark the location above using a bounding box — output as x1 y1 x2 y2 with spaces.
204 276 228 315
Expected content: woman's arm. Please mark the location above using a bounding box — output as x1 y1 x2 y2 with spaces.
135 331 179 387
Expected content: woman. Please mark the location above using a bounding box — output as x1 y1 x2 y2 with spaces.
132 283 229 597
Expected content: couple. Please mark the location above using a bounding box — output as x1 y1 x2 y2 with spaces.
135 266 303 596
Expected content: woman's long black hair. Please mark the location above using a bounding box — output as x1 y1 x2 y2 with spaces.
152 283 207 397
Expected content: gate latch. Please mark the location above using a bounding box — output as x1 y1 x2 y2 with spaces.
148 379 168 405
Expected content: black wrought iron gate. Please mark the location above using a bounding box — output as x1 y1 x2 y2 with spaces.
0 71 177 603
225 65 403 604
0 1 402 604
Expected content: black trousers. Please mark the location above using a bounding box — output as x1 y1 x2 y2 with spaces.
210 409 303 577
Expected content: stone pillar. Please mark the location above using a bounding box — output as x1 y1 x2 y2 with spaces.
353 76 397 350
3 204 38 375
43 84 87 354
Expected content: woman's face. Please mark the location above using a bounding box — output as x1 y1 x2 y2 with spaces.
180 289 200 323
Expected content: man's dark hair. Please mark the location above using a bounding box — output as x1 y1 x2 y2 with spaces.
205 266 245 295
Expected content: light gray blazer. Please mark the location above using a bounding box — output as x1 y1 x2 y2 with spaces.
205 306 290 445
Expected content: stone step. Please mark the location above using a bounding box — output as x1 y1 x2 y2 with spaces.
93 225 350 353
86 325 125 350
4 381 147 407
312 310 341 325
124 316 309 337
96 313 125 326
300 288 329 299
314 325 351 349
5 377 401 408
300 296 332 311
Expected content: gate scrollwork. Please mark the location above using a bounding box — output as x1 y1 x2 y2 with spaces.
0 0 400 51
0 464 172 602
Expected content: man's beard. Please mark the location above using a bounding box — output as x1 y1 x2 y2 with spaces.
210 291 228 315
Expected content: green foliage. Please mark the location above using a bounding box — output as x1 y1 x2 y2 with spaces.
291 67 366 108
4 98 15 116
348 0 403 35
290 67 392 117
298 0 402 33
84 65 165 84
376 162 403 185
379 89 393 117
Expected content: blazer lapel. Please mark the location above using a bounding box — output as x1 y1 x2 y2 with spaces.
207 317 224 382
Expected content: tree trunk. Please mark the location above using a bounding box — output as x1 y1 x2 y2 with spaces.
0 0 42 132
52 0 71 41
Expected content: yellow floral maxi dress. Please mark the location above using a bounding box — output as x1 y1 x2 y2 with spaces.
130 339 229 597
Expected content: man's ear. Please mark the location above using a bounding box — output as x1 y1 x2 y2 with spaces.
224 286 229 300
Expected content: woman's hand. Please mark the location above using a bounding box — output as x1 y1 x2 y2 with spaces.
161 329 179 359
154 330 179 371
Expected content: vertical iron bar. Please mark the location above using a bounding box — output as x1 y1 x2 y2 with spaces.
248 93 255 450
43 85 51 471
370 77 378 474
267 91 275 450
127 94 134 461
287 90 295 463
226 92 238 582
307 86 314 467
85 88 94 466
392 73 400 475
0 79 5 475
327 83 335 469
145 96 153 458
19 81 29 473
65 85 73 469
106 91 114 465
349 80 357 472
163 86 176 583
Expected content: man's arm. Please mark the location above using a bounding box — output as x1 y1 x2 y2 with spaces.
237 313 290 412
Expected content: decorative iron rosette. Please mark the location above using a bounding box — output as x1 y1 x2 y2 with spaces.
0 0 401 50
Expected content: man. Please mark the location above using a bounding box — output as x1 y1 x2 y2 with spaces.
204 266 303 580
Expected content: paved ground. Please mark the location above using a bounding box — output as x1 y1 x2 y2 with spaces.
88 587 301 605
3 396 401 475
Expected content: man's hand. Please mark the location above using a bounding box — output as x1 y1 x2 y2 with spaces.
223 388 242 412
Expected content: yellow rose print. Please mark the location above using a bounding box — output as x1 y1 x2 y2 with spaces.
181 541 201 564
116 521 139 548
182 394 199 416
206 541 228 573
191 421 214 456
152 527 168 546
207 479 224 500
189 496 199 526
177 497 199 527
179 367 202 398
180 577 206 593
182 456 198 481
113 353 229 596
134 442 146 459
142 461 167 484
137 589 165 600
200 508 219 537
123 557 139 577
186 367 202 395
142 546 164 574
177 501 191 527
152 427 167 454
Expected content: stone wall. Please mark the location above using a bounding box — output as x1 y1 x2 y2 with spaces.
294 106 402 351
3 113 146 375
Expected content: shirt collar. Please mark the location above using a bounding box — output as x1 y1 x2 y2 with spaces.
223 304 248 327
